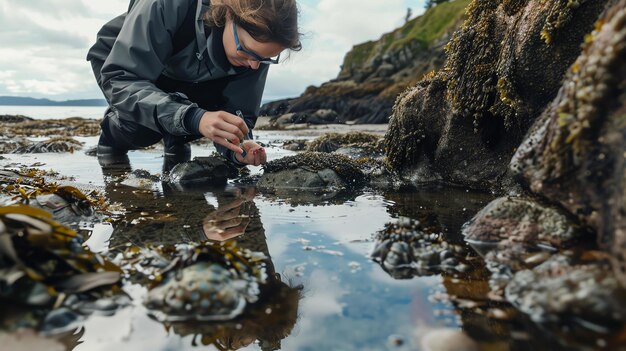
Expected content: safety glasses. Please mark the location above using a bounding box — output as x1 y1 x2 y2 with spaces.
232 22 281 64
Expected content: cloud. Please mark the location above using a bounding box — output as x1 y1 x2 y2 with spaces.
0 0 427 100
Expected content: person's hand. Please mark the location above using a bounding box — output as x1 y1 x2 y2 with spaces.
235 140 267 166
198 111 249 155
202 187 257 242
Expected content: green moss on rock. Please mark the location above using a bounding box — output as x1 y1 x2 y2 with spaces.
262 152 365 186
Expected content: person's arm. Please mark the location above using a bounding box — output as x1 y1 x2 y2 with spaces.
98 0 198 135
209 65 270 166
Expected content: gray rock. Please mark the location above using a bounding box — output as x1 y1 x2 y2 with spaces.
167 157 238 186
258 152 364 192
463 196 584 249
506 254 626 329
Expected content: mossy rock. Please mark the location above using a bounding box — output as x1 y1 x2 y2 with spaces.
258 152 365 192
384 0 611 189
307 132 382 153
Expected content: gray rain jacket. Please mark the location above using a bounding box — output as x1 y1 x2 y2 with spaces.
86 0 268 158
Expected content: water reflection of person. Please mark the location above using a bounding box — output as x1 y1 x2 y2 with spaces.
98 167 301 350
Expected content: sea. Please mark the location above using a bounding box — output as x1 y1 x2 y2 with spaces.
0 105 108 120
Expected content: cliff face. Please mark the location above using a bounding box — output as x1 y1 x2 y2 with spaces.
260 0 471 124
384 0 610 189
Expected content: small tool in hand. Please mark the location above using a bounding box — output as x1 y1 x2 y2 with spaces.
235 110 248 157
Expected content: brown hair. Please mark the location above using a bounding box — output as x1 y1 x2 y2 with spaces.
206 0 302 51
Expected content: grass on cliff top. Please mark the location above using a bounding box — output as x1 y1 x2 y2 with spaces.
343 0 471 68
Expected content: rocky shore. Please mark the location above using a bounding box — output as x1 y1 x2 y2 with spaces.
260 0 471 125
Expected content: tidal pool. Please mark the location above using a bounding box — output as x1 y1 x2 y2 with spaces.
1 131 623 351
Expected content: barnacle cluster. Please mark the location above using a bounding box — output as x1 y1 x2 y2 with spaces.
519 7 626 180
540 0 588 44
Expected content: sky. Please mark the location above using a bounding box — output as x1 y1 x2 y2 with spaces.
0 0 426 101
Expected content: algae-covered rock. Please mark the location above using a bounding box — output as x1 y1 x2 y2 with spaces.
385 0 610 189
0 117 100 137
307 132 382 157
0 137 31 154
463 196 585 249
14 137 83 154
258 152 365 192
510 0 626 284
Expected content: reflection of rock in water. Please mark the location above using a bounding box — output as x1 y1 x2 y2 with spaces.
384 185 494 242
138 242 265 322
165 273 301 351
371 217 471 279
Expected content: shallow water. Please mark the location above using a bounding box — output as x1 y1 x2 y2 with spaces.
1 132 623 351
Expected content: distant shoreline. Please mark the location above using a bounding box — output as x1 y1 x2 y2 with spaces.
0 96 107 107
0 96 291 108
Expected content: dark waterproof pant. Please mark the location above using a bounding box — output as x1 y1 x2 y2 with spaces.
99 74 231 151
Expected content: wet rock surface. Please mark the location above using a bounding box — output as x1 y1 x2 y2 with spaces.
165 156 239 186
14 137 83 154
506 254 626 329
258 152 365 192
140 242 264 322
0 137 84 154
463 196 586 248
384 0 611 189
307 131 384 160
0 137 31 154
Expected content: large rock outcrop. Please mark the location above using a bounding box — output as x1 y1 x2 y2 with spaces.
510 0 626 283
385 0 610 189
261 1 470 125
